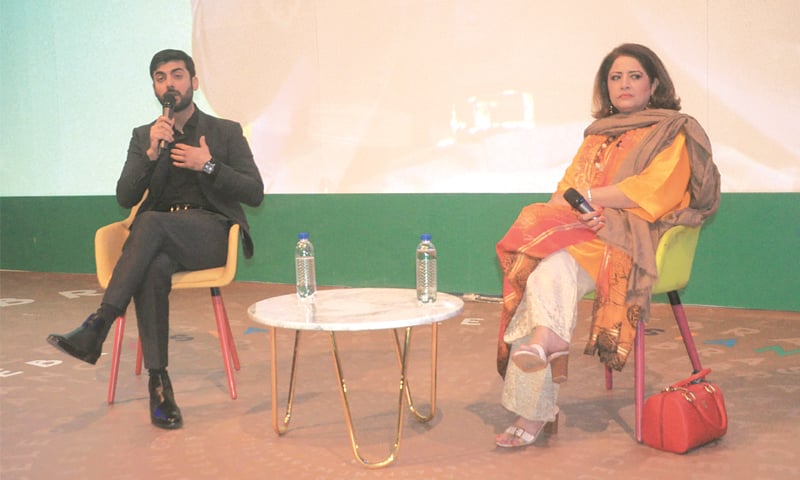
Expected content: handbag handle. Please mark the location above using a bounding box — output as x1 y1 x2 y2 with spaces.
668 368 728 431
688 383 728 431
669 368 712 388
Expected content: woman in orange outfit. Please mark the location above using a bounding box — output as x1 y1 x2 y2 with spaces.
494 43 720 448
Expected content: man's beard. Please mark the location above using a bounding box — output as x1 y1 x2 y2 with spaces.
163 89 193 112
172 90 193 112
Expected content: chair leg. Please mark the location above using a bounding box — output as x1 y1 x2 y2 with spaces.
130 289 239 399
107 315 126 404
603 319 645 441
668 291 703 372
631 292 701 442
211 287 238 400
135 338 143 376
222 302 241 371
634 317 645 443
607 292 699 443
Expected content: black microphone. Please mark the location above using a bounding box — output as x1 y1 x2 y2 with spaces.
157 93 176 155
563 187 595 214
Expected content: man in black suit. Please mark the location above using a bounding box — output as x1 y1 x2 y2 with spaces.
48 49 263 429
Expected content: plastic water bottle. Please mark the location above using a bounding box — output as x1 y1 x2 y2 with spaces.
416 234 437 303
295 232 316 302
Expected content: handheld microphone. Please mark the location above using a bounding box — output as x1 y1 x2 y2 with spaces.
563 187 595 214
157 93 176 155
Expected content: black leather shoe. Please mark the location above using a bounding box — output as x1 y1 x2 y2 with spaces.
149 370 183 429
47 313 112 365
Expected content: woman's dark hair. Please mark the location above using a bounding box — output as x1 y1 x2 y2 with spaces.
149 49 196 79
591 43 681 119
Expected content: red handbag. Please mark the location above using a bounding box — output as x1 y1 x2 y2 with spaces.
642 368 728 453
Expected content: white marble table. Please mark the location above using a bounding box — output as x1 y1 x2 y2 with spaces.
248 288 464 468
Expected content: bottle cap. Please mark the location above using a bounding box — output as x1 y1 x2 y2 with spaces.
298 232 309 239
420 233 432 241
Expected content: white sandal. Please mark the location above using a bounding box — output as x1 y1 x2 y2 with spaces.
495 407 560 448
511 344 570 383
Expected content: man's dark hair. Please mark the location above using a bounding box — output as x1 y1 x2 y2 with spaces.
149 49 196 79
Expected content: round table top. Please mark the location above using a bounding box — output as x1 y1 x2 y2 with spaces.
247 288 464 331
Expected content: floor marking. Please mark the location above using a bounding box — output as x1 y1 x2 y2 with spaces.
755 346 800 356
705 338 737 348
244 327 269 335
461 318 483 326
0 298 35 307
720 327 760 337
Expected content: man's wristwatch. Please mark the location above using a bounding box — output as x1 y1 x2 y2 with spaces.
202 159 217 175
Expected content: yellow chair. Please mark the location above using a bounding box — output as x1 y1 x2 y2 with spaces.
604 225 704 442
95 195 241 404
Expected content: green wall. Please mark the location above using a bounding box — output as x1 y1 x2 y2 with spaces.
1 193 798 312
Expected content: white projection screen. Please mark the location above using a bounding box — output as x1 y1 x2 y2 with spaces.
191 0 799 194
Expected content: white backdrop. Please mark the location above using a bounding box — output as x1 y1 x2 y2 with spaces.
192 0 799 194
2 1 797 196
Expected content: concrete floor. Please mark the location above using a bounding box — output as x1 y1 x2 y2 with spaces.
1 270 798 479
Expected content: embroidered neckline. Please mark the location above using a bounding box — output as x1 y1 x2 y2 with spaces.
594 135 622 172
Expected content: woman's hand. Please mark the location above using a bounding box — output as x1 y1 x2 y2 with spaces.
577 207 605 232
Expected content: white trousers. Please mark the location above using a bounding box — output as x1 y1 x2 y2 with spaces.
501 249 596 421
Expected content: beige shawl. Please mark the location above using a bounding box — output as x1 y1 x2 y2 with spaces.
582 109 721 368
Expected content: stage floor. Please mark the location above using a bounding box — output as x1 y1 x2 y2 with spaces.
2 270 798 479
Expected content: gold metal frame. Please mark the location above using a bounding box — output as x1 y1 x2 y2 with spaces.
268 323 439 468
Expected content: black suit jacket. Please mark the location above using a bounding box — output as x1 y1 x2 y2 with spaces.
116 107 264 257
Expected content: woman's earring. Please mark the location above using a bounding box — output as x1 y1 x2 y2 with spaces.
609 104 615 115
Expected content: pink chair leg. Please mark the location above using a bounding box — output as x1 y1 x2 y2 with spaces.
211 287 238 399
109 290 240 402
605 292 699 443
228 323 240 370
634 318 645 442
667 291 703 372
218 296 240 371
110 290 239 401
107 315 126 404
135 338 143 376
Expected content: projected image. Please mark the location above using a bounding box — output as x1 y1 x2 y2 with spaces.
192 1 799 194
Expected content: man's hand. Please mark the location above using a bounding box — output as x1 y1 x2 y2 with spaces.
170 136 212 171
146 114 175 160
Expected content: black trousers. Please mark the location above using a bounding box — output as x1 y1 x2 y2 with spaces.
102 209 230 369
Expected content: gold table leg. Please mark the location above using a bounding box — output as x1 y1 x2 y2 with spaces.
270 327 301 435
329 326 412 468
393 322 438 422
270 324 439 468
